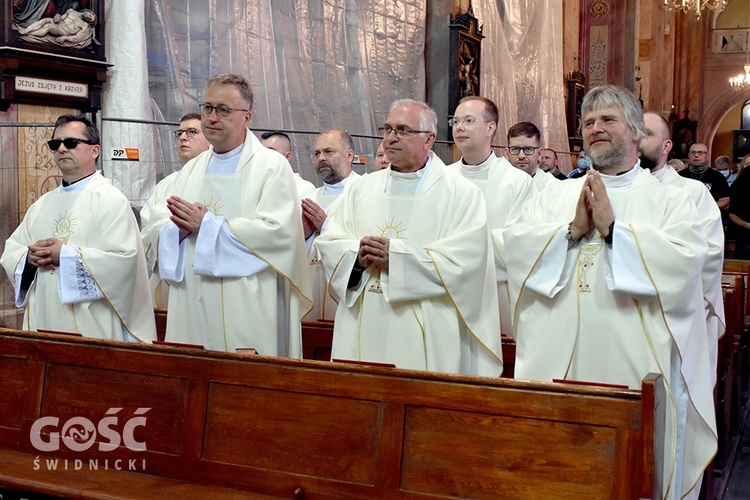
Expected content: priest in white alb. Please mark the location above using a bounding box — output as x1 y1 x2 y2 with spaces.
448 96 532 337
140 74 312 355
504 86 716 500
302 129 360 321
1 115 155 342
316 99 503 376
640 109 724 388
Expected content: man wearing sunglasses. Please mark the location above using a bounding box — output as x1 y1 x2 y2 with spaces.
140 113 210 308
140 73 312 356
1 115 156 343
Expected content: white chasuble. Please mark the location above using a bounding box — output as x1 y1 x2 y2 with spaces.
657 165 725 388
317 153 503 376
1 173 156 342
140 170 180 308
449 154 532 337
145 131 312 355
504 167 716 500
306 172 360 321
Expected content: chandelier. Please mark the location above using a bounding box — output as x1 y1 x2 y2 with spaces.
730 60 750 94
663 0 727 20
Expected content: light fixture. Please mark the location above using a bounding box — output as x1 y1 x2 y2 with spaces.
730 59 750 94
663 0 727 20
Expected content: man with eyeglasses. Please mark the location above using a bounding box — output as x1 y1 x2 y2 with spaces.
260 131 316 199
140 113 211 308
506 122 559 193
679 143 730 209
448 96 532 337
175 112 210 165
1 114 156 343
316 99 503 376
140 73 312 356
504 86 715 500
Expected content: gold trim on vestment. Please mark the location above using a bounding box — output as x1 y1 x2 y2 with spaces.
425 248 503 376
225 220 314 321
79 249 147 343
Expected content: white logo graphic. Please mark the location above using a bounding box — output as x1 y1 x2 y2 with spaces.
30 408 150 453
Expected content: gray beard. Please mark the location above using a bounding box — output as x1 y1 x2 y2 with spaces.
589 146 629 172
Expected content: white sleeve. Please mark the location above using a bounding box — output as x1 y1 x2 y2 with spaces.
524 228 579 298
158 221 187 282
57 245 105 305
193 211 270 278
380 238 445 302
13 250 33 307
602 221 657 300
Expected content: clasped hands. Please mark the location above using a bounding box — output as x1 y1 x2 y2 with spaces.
568 171 615 241
357 235 389 273
301 198 327 239
27 238 63 268
167 196 207 239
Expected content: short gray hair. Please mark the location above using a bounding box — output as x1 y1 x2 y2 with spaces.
581 85 646 141
389 99 437 134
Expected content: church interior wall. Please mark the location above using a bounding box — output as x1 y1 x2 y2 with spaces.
711 100 743 163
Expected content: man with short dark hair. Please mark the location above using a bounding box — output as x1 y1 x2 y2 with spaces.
260 130 316 198
316 99 503 376
303 129 360 320
680 143 730 209
506 121 559 192
176 112 211 165
540 148 567 180
141 113 211 308
505 86 715 500
140 74 312 355
2 114 155 342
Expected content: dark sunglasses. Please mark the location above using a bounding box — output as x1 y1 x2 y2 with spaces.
47 138 96 151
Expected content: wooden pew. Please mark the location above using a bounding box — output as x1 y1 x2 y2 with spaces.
723 260 750 408
301 321 518 378
154 308 167 342
0 328 663 499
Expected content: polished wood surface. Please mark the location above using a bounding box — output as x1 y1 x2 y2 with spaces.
0 328 661 499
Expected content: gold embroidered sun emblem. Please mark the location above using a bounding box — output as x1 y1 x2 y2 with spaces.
377 218 406 239
53 211 76 241
202 197 224 216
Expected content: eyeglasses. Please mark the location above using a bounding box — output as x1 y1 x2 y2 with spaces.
508 146 540 156
174 128 199 139
47 138 95 151
378 125 431 138
199 103 249 117
689 150 707 155
448 117 487 127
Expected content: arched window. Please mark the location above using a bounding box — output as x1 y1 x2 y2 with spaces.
743 99 750 130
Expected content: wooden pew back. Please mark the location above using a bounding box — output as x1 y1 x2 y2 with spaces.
0 328 662 499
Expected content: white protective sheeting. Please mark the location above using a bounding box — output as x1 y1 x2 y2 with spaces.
143 0 427 184
474 0 570 171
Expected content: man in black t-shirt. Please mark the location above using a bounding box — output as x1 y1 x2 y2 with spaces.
679 143 729 209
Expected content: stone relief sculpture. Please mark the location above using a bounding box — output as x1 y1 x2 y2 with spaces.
14 7 97 50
